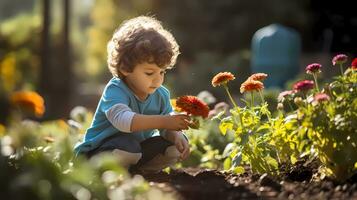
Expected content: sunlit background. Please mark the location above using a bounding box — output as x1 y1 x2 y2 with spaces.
1 0 356 120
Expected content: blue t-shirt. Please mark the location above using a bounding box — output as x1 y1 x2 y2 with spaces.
74 77 173 155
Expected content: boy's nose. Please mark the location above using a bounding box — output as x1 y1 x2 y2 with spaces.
153 76 163 85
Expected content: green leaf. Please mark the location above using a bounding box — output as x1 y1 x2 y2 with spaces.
222 143 236 157
265 156 279 170
211 110 226 121
260 102 271 116
290 155 298 164
256 124 270 133
232 166 245 174
223 157 232 170
219 118 234 136
232 152 242 167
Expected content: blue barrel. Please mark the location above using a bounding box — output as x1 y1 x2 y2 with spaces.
251 24 301 88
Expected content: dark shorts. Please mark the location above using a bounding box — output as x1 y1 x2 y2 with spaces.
84 134 175 169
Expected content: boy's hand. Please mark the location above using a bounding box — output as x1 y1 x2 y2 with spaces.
165 131 190 160
162 114 191 131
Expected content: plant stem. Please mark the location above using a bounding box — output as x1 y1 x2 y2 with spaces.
224 84 244 129
251 92 254 107
287 101 294 112
258 90 265 104
302 92 307 100
259 90 271 122
312 73 320 93
339 64 344 76
224 85 238 108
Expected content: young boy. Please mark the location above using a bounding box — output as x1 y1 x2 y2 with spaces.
74 16 191 172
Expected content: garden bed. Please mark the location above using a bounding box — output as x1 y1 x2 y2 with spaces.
139 163 357 200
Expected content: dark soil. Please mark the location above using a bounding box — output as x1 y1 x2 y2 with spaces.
136 161 357 200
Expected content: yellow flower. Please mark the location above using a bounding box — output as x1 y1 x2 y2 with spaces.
10 91 45 117
170 98 182 112
57 119 69 131
0 124 5 136
0 53 18 92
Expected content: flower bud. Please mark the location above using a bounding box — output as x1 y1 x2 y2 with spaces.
277 103 284 110
294 97 303 106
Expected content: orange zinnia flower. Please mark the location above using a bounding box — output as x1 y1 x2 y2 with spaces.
240 79 264 93
175 95 209 118
10 91 45 117
211 72 235 87
248 73 268 81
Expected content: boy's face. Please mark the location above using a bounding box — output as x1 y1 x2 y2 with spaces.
121 62 166 100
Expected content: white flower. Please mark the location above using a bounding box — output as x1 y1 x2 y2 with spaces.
197 90 216 105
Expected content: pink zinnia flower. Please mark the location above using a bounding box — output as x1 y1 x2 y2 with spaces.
314 93 330 103
305 63 322 74
332 54 348 66
351 58 357 70
277 90 295 102
293 80 314 92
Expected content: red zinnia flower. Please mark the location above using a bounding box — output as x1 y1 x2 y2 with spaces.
305 63 322 74
248 73 268 81
314 93 330 103
240 79 264 93
211 72 235 87
332 54 348 66
293 80 314 92
351 58 357 70
175 95 209 118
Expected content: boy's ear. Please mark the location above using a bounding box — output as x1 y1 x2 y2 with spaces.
118 67 130 76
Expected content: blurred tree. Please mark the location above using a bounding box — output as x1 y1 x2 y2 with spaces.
39 0 73 120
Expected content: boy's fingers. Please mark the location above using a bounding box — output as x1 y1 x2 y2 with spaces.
176 114 191 121
182 147 190 160
182 122 190 129
181 141 190 160
178 123 188 130
176 142 184 153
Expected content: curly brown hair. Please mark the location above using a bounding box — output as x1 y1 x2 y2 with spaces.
107 16 180 78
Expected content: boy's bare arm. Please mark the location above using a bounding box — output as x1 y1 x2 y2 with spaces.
163 130 190 160
130 114 190 132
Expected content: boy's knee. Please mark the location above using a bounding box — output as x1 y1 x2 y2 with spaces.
112 149 142 168
164 145 181 159
136 145 181 172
